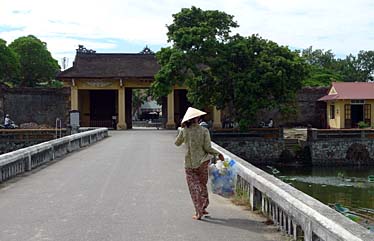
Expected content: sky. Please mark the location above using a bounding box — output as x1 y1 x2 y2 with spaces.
1 0 373 69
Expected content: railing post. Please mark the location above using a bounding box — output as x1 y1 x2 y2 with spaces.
282 211 286 232
262 195 266 214
249 184 254 211
293 223 298 240
274 206 278 225
288 217 292 236
26 153 32 171
304 221 312 241
51 146 55 160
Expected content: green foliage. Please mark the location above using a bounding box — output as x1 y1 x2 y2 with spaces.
0 39 20 85
302 67 342 87
233 186 251 207
38 80 64 88
220 35 308 127
132 89 148 115
152 7 308 130
166 6 238 49
48 80 64 88
338 51 374 82
9 35 60 87
301 46 342 87
358 121 370 129
152 6 238 102
301 47 374 86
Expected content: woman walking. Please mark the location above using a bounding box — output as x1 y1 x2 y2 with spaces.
175 107 224 220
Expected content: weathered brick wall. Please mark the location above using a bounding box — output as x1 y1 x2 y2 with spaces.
308 139 374 165
212 135 285 164
0 87 70 127
258 87 329 128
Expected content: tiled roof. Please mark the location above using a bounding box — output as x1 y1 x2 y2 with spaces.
57 53 160 79
318 82 374 101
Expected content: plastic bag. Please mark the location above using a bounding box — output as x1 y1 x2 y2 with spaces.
209 158 237 198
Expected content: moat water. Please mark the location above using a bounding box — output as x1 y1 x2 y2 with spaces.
262 166 374 210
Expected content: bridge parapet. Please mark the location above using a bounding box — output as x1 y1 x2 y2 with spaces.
212 142 372 241
0 128 108 183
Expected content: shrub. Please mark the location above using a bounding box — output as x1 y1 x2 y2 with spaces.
358 121 370 129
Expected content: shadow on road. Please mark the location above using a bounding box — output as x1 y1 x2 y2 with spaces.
202 216 271 232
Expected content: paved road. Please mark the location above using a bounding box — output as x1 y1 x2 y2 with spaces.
0 130 285 241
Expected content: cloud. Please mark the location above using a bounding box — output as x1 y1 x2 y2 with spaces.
0 0 373 65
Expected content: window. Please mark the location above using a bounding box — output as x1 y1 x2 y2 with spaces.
364 104 371 125
330 105 335 119
351 100 365 104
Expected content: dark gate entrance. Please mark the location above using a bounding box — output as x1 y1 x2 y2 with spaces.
351 105 364 128
90 90 117 128
174 90 191 127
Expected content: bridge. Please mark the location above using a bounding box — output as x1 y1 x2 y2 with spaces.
0 130 282 241
0 129 372 241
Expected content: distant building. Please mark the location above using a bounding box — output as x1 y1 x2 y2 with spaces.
57 45 222 129
319 82 374 128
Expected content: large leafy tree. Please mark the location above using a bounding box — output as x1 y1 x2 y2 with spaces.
301 47 374 85
357 50 374 82
9 35 60 87
0 39 20 86
220 35 308 127
338 51 374 82
152 7 308 129
151 6 238 99
301 46 342 87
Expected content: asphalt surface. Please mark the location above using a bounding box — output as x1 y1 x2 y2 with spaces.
0 130 285 241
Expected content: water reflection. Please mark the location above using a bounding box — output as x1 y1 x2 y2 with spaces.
261 166 374 209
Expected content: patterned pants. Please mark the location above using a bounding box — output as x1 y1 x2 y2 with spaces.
185 160 210 216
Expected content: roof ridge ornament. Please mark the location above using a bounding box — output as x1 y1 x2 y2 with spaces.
76 45 96 54
139 45 154 55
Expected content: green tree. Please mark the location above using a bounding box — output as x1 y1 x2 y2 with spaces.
0 39 20 86
152 7 308 129
217 35 308 128
336 52 374 82
151 6 238 99
9 35 60 87
337 54 363 82
301 46 342 86
358 50 374 82
132 89 148 116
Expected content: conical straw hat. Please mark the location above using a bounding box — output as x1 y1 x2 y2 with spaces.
181 107 207 124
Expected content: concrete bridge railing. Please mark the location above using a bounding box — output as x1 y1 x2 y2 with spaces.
0 128 108 183
212 142 372 241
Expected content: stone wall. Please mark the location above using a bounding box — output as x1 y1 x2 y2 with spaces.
212 133 284 164
0 129 67 154
306 129 374 165
0 87 70 127
258 87 329 128
308 139 374 165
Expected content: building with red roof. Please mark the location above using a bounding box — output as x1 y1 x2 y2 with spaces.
318 82 374 128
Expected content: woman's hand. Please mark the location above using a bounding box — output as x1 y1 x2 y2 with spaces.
218 154 224 161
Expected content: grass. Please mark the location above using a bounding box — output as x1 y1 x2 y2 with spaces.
231 186 252 210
